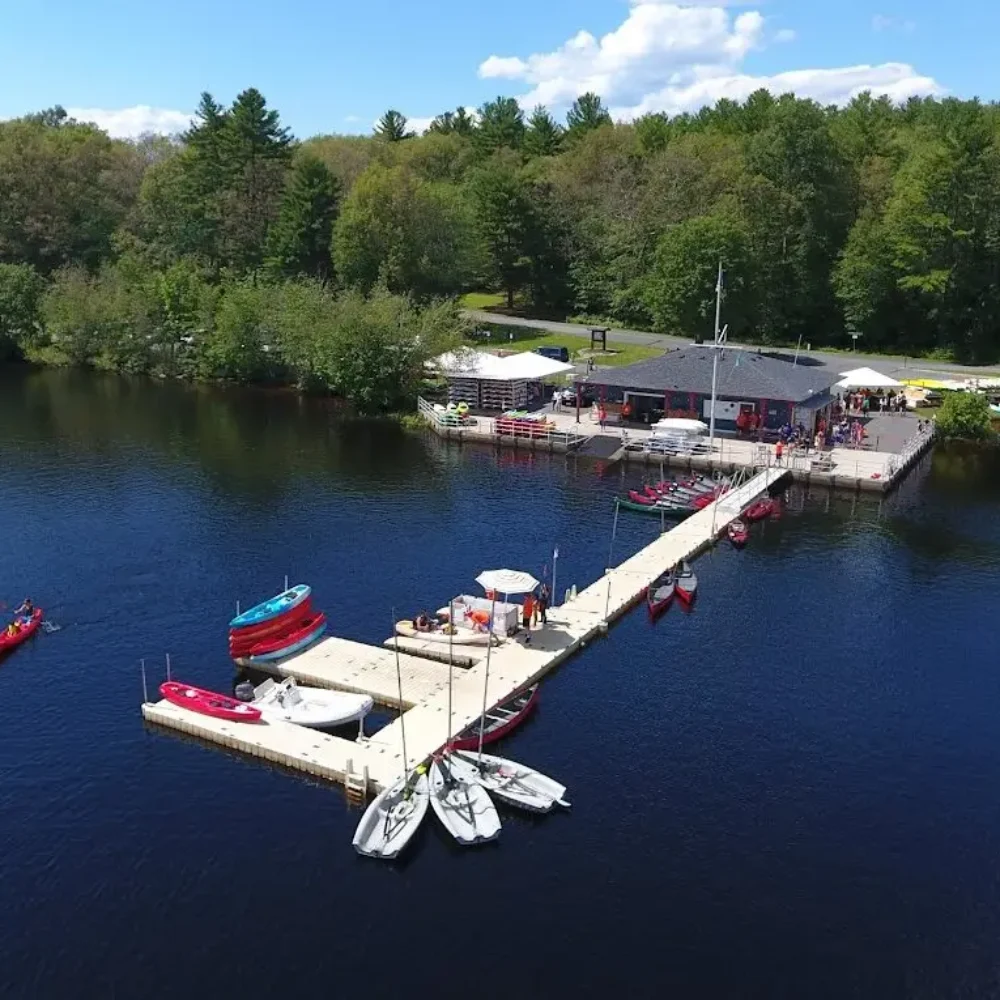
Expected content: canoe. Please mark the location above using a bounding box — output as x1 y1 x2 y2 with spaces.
449 750 570 813
247 617 327 663
618 498 692 517
727 519 749 548
229 584 311 631
250 677 372 729
353 770 430 860
0 609 43 655
394 620 492 646
646 571 675 618
449 684 539 751
675 562 698 604
743 498 777 522
428 756 502 845
245 612 327 657
160 681 262 722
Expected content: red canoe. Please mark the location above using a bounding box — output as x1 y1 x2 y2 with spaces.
228 597 313 643
0 609 43 655
727 520 749 548
227 607 317 657
160 681 262 722
448 685 539 751
743 498 777 522
246 612 327 657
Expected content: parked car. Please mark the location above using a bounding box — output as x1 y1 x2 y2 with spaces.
535 345 570 363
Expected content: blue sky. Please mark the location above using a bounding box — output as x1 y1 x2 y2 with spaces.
0 0 995 137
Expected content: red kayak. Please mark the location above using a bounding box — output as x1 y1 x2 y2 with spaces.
727 520 749 548
228 607 316 657
160 681 262 722
0 609 43 655
246 612 327 657
743 498 777 522
448 685 538 751
228 597 313 643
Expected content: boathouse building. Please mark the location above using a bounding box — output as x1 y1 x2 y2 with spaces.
575 346 840 433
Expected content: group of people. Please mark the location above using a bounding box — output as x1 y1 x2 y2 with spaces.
4 598 34 638
838 391 907 415
519 584 550 644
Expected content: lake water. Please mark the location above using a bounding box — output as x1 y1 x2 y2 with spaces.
2 366 1000 999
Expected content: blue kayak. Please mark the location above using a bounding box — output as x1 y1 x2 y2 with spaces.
229 584 311 629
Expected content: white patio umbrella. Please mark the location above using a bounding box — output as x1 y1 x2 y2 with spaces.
475 569 539 595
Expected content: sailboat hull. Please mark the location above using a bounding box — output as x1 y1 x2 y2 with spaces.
450 750 569 813
429 758 501 845
352 772 429 860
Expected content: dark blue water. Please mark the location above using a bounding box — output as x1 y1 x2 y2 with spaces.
3 367 1000 999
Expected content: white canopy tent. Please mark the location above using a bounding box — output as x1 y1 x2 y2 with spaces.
651 417 708 436
434 349 574 410
836 367 903 390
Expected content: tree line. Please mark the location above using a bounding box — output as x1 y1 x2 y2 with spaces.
1 87 999 412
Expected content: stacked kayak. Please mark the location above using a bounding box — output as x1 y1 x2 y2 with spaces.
228 585 326 662
0 609 43 656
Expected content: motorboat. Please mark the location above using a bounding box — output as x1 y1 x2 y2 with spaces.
246 678 372 729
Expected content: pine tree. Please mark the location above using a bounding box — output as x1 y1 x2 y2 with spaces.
266 155 340 282
476 97 525 154
524 106 563 157
375 110 413 142
566 93 611 137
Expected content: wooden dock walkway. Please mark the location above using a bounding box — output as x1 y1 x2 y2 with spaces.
142 468 788 794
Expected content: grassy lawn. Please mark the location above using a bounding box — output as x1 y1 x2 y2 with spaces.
460 291 508 310
465 324 661 368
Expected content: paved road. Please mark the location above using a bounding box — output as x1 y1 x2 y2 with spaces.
464 309 998 381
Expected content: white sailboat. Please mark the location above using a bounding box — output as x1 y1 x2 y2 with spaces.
429 599 501 845
352 769 430 860
428 755 501 845
353 612 429 860
449 750 570 813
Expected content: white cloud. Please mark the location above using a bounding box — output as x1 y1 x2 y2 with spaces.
66 105 192 138
872 14 915 33
474 1 940 121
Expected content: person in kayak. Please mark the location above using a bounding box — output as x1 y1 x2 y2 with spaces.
5 620 20 637
14 598 33 618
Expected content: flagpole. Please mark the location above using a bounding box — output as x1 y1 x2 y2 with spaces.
551 546 559 609
709 260 723 451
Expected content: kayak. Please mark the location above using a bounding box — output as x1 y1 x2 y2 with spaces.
675 562 698 604
646 572 675 618
229 584 311 631
0 609 43 655
247 616 327 663
228 606 315 657
160 681 262 722
727 520 749 548
246 612 327 658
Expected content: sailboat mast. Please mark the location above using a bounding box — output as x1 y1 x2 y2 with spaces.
476 593 499 767
446 600 454 747
709 260 723 448
391 608 409 782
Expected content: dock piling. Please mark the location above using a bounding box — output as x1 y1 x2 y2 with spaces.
141 658 148 705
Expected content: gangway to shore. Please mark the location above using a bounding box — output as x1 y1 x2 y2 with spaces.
141 468 789 794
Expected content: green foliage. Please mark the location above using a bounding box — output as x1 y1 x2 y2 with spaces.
935 392 995 440
333 164 478 299
0 263 45 357
646 215 750 336
14 84 1000 408
266 154 340 281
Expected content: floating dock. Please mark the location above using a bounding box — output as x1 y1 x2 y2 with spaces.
142 468 788 795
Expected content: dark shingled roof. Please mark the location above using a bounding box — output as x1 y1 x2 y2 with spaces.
578 346 839 403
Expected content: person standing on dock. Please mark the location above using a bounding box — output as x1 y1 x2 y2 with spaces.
537 583 549 626
522 592 535 638
775 439 784 466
